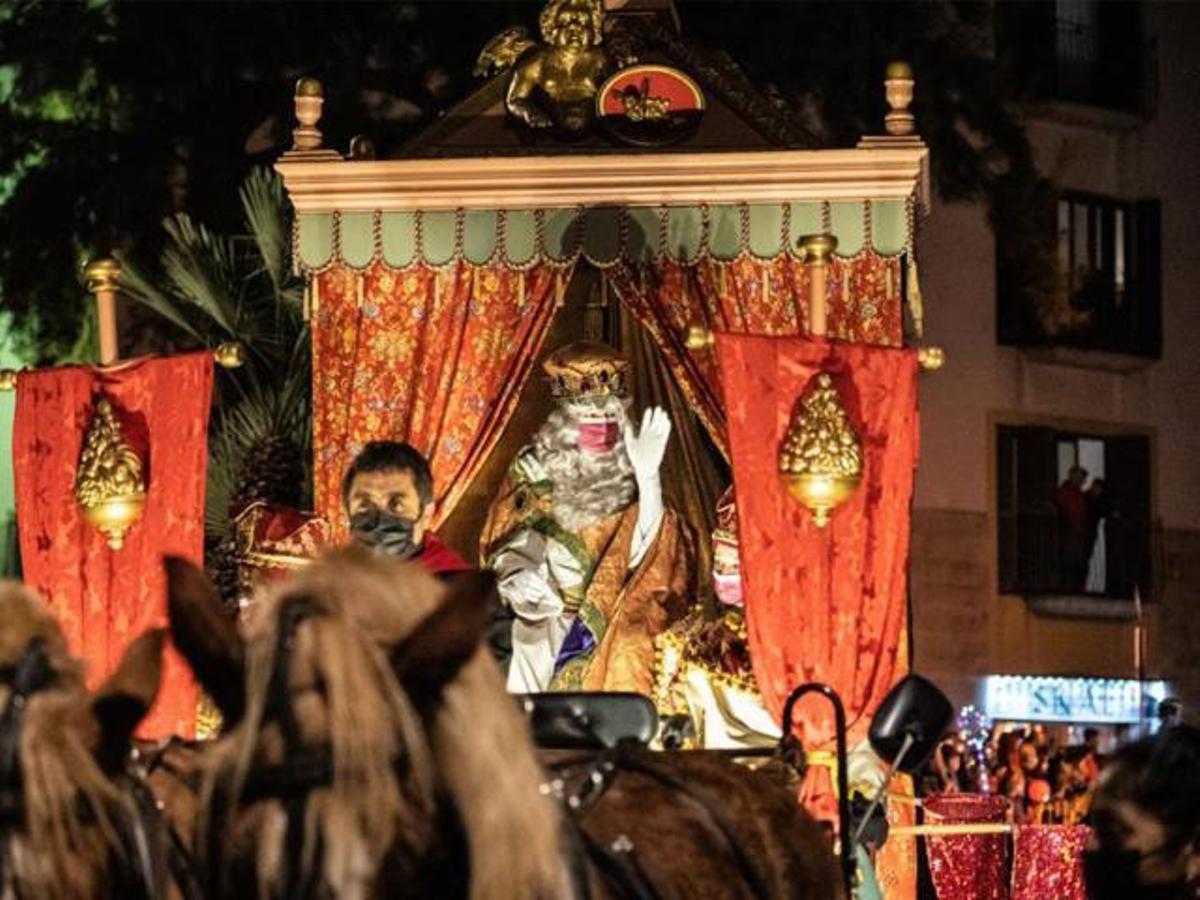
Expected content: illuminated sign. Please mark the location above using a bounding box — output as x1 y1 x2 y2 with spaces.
984 676 1169 724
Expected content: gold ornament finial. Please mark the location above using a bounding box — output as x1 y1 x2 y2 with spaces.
214 341 245 369
798 233 838 265
684 324 715 350
0 370 17 392
918 346 945 371
292 77 326 151
84 257 122 294
884 60 916 137
75 396 147 550
779 372 863 527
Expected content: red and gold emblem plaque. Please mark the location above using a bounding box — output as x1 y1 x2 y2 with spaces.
596 64 705 147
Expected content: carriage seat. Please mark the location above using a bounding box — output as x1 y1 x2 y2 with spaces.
515 692 659 750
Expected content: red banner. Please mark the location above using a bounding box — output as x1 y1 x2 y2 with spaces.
715 334 918 747
13 353 211 737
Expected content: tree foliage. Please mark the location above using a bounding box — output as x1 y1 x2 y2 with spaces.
1 1 1033 363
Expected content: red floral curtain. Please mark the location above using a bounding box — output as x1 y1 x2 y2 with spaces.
312 261 569 536
13 353 212 737
607 252 903 455
715 333 918 747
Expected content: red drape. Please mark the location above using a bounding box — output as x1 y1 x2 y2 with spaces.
312 262 568 537
13 353 211 737
924 794 1011 900
607 253 903 455
715 334 918 747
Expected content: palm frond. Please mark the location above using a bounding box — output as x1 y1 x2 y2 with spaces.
239 167 293 301
115 250 206 342
160 213 241 335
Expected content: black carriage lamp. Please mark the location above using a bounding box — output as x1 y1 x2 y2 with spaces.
780 675 953 898
853 673 955 845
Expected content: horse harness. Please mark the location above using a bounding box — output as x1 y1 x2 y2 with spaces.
0 638 173 900
544 742 775 900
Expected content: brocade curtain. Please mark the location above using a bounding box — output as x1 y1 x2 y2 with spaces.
13 353 212 737
312 261 569 537
715 334 918 748
607 252 903 456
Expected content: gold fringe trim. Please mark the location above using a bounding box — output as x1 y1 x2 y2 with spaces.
907 258 925 338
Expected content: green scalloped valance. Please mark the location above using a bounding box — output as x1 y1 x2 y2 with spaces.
294 201 909 273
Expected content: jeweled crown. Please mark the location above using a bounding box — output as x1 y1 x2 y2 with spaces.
543 341 629 401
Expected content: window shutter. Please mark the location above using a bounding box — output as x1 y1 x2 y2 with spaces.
1105 435 1152 599
1133 199 1162 358
997 426 1058 593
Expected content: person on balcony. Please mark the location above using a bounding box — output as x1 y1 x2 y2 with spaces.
480 341 692 694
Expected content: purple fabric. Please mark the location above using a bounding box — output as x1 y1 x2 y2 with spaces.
555 618 596 672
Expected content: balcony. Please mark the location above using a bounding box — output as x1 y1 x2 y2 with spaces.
997 2 1158 122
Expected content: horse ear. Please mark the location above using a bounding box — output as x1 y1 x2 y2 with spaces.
92 628 164 772
391 570 497 700
163 555 246 724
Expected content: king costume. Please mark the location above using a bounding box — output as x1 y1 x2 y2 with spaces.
480 341 693 695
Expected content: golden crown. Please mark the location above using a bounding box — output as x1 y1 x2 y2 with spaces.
543 341 629 400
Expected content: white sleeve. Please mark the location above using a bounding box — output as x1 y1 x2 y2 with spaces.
490 529 564 622
629 472 665 569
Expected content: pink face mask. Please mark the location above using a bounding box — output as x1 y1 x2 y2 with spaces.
713 571 744 607
577 421 620 454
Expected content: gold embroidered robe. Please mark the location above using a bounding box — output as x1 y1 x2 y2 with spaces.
481 455 692 695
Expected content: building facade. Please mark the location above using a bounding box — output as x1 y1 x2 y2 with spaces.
912 1 1200 731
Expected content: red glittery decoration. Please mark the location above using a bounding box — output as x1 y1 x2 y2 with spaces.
1010 825 1090 900
925 793 1011 900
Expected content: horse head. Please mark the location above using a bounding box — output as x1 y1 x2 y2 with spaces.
0 581 165 900
165 547 570 900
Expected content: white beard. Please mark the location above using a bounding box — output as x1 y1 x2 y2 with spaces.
532 396 637 532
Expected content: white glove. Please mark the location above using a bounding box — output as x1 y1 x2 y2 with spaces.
623 407 671 481
498 567 564 622
623 407 671 568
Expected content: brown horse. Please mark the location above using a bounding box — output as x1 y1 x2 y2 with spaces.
0 581 170 900
165 547 842 899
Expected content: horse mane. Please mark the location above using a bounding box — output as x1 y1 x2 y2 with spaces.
0 582 126 900
207 548 569 899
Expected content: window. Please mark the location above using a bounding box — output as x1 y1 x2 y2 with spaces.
997 424 1152 599
996 1 1157 117
997 192 1161 359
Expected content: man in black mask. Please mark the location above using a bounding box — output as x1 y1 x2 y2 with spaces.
1084 723 1200 900
343 441 470 575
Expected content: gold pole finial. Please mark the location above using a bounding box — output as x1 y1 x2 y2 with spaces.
918 346 945 371
0 370 17 392
799 233 837 337
884 60 916 137
84 256 122 365
348 135 376 160
214 342 246 369
292 77 326 152
684 324 715 350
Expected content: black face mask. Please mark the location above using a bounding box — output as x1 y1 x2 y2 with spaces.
1083 847 1193 900
349 507 420 560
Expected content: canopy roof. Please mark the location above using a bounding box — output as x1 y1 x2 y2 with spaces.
276 2 929 274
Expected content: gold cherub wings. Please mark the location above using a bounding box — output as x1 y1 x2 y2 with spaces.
475 26 538 77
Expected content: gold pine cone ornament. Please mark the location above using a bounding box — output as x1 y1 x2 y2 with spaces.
75 397 147 550
779 373 863 527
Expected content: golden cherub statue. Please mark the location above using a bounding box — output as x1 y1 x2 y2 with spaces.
476 0 616 133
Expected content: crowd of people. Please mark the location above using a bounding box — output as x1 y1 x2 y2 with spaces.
919 723 1106 825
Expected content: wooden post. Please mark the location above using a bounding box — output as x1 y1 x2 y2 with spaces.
799 233 837 337
85 257 122 365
